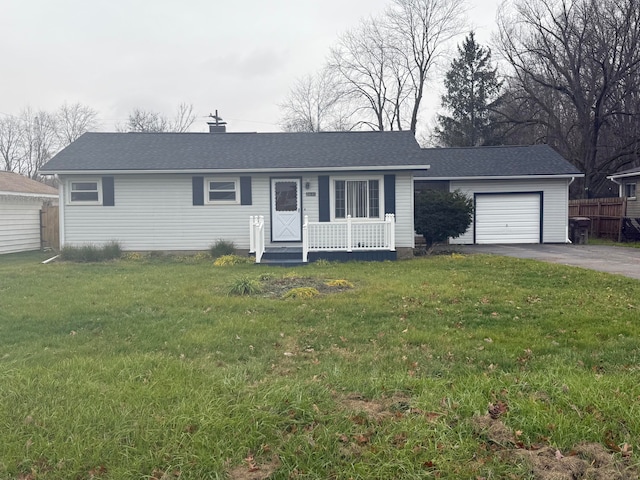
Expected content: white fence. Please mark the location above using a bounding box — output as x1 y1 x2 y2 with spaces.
302 214 395 262
249 215 265 263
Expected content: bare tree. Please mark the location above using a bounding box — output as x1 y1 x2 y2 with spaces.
279 69 352 132
119 103 196 133
20 107 59 178
330 16 409 131
280 0 466 134
0 115 23 172
56 102 99 146
171 103 196 133
386 0 468 132
497 0 640 196
119 108 169 133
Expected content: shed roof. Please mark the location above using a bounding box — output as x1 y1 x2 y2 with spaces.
39 131 427 174
607 166 640 180
0 171 58 196
416 144 582 179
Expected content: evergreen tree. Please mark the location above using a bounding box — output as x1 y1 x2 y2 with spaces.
434 32 502 146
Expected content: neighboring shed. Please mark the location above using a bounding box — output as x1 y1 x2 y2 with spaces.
607 166 640 217
416 145 583 244
0 172 59 254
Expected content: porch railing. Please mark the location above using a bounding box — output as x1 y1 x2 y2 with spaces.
302 214 395 262
249 215 265 263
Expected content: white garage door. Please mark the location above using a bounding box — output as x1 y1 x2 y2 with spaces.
475 193 541 244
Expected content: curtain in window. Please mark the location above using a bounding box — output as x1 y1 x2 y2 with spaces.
335 179 380 219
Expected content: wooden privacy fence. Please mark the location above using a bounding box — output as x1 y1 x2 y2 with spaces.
568 197 626 241
40 203 59 250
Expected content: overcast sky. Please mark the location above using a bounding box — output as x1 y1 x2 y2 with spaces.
1 0 500 134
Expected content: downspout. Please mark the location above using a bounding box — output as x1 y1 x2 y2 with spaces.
58 175 65 249
608 176 622 196
567 177 576 243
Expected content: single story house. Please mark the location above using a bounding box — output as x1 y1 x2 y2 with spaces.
0 171 59 254
39 130 428 262
39 130 583 261
416 145 583 244
607 166 640 217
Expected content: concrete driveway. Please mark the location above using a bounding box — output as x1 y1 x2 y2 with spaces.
456 244 640 281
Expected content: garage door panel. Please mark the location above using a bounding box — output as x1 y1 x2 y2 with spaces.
475 193 541 244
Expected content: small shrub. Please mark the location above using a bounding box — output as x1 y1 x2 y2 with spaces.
325 279 354 288
228 276 262 296
213 255 254 266
210 240 236 258
283 287 319 299
414 189 473 249
259 273 275 281
60 242 122 262
102 241 122 259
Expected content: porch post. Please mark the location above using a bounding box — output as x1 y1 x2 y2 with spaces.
386 213 396 251
249 216 255 253
302 215 309 263
347 215 353 252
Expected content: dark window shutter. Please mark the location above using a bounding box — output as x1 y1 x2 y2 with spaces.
384 174 396 215
318 175 330 222
240 176 252 205
102 176 115 206
192 177 204 205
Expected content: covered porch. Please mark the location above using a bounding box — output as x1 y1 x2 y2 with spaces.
249 214 396 264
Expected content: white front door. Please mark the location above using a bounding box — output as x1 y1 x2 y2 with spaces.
271 178 302 242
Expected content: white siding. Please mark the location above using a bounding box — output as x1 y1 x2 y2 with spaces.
449 178 570 244
394 173 415 248
0 196 45 254
61 172 416 251
62 174 267 251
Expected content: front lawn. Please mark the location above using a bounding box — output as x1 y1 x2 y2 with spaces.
0 253 638 479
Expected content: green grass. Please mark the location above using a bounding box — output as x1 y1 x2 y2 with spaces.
0 252 639 478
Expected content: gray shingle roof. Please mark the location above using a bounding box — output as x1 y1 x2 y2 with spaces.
40 131 426 173
417 144 582 178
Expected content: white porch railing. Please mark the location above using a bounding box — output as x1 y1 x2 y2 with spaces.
249 215 265 263
302 214 395 262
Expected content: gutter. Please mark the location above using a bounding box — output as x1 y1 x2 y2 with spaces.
415 174 584 181
0 191 58 199
40 165 432 176
608 171 640 180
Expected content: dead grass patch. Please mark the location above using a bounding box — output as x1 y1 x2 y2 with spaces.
226 454 280 480
259 276 353 299
472 415 638 480
338 392 438 422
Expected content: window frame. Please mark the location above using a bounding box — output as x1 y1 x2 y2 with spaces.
67 178 102 205
330 175 384 221
624 182 636 200
205 177 240 205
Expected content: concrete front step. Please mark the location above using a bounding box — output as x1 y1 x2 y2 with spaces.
259 247 305 266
